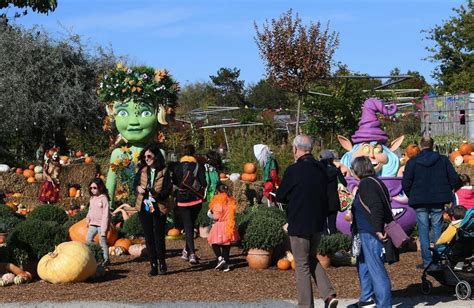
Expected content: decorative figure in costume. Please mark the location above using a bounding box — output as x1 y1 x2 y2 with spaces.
335 98 416 235
97 64 179 207
38 149 61 204
253 144 280 203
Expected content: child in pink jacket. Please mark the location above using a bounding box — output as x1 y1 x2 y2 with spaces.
455 174 474 209
86 178 110 266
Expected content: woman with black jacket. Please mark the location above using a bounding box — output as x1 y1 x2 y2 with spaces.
134 143 172 276
320 150 347 234
351 156 393 308
172 144 207 265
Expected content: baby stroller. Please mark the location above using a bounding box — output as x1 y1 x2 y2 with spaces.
421 208 474 300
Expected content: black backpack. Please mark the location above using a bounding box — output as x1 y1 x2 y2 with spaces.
179 163 205 199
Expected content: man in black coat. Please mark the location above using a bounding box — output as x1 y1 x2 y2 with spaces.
276 135 338 308
402 136 461 269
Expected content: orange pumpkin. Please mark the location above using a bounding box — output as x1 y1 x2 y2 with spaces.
28 164 35 171
75 151 84 158
69 218 118 246
405 144 420 159
219 172 227 179
243 163 256 174
463 155 474 163
167 228 181 237
22 169 34 178
241 173 257 182
449 151 462 162
114 238 132 252
27 176 35 183
459 142 473 156
468 159 474 166
84 156 93 164
60 156 69 162
69 187 77 198
15 168 23 174
277 259 291 270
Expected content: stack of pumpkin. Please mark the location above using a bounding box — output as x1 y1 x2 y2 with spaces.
21 166 36 184
241 163 257 182
449 141 474 166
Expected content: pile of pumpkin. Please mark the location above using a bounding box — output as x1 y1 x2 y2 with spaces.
449 141 474 166
276 251 295 271
13 164 43 184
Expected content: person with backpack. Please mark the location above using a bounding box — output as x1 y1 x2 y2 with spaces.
172 144 207 265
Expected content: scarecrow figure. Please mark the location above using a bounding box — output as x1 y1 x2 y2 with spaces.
38 148 61 204
254 144 280 204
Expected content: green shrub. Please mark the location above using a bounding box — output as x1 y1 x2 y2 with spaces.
195 201 211 227
28 204 68 225
0 204 16 218
0 215 22 233
236 205 287 240
121 213 143 237
318 233 352 256
243 216 285 250
87 242 104 264
7 219 68 263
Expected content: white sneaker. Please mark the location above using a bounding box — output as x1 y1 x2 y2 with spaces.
215 257 227 270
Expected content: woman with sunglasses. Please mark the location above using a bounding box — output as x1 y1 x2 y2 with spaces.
86 178 111 266
134 143 172 276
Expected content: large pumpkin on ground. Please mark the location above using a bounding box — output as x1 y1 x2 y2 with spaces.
114 238 132 251
243 163 256 174
69 218 118 246
37 241 97 283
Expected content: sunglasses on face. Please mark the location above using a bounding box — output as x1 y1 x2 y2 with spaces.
145 155 154 159
89 186 98 190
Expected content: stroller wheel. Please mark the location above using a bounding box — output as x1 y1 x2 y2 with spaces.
421 279 432 295
455 280 472 300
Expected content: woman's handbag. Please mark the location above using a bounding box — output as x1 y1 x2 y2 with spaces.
338 181 354 211
360 177 410 249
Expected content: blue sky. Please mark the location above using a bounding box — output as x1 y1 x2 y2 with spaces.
9 0 465 86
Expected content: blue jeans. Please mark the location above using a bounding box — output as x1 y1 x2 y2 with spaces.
86 225 109 262
415 207 443 267
357 232 392 308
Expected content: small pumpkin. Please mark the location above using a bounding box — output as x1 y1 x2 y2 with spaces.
28 164 35 171
277 259 291 270
128 244 147 257
37 241 97 284
75 151 84 158
75 189 81 198
22 169 34 178
114 246 126 256
60 156 69 162
109 246 116 256
167 228 181 237
449 150 462 162
69 187 77 198
15 168 23 174
35 173 44 181
468 159 474 166
219 172 227 180
405 144 420 159
114 238 132 251
243 163 256 174
84 156 93 164
241 173 257 182
27 176 35 183
459 141 473 156
463 155 474 163
12 192 22 198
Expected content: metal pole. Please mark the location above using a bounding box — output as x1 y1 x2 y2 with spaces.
296 96 301 135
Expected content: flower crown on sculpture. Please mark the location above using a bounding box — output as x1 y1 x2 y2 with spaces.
97 63 180 109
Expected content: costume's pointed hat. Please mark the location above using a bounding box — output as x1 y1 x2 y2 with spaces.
351 98 397 144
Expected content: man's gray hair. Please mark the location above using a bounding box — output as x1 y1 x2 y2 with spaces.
293 135 313 152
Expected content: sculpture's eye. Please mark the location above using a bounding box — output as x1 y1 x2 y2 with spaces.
362 145 370 154
117 110 128 117
141 110 153 117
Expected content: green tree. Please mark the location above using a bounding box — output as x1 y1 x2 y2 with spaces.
387 68 431 94
246 79 291 109
0 0 57 13
176 81 216 115
254 9 339 134
209 67 245 106
0 24 117 161
424 0 474 93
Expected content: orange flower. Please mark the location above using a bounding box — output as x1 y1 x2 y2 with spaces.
123 157 130 167
154 69 168 82
110 163 119 172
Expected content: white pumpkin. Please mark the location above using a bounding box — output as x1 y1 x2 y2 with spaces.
109 246 116 256
37 241 97 284
35 173 45 182
128 244 147 257
0 164 10 172
34 166 43 174
229 173 240 182
114 246 126 256
1 273 15 285
13 275 26 285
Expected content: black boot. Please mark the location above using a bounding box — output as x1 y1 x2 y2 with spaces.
158 260 167 275
148 263 158 277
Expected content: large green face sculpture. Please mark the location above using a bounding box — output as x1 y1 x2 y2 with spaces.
114 100 157 144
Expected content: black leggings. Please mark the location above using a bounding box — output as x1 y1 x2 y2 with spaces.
177 203 202 254
212 244 231 262
139 209 167 265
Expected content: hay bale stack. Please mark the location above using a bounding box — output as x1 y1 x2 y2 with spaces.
456 164 474 181
226 179 263 213
0 172 29 194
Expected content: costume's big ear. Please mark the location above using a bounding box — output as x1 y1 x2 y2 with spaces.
338 135 353 151
390 135 405 152
157 105 168 125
